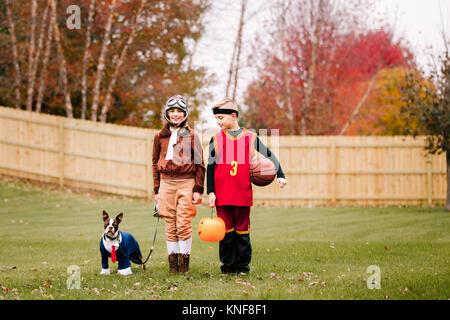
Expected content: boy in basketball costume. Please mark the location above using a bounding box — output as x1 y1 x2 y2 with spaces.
207 97 287 274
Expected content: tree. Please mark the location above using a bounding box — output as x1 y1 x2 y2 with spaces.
4 0 21 109
244 16 414 135
400 50 450 211
225 0 247 101
344 67 433 135
0 0 211 127
90 0 117 122
49 0 73 118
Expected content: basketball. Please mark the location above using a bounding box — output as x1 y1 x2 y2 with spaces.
250 156 277 186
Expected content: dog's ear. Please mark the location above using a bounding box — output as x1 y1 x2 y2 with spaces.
102 210 109 222
115 213 123 224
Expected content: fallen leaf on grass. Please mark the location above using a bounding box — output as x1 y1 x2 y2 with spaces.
308 282 318 286
242 290 249 296
235 278 255 289
384 246 391 251
43 280 52 287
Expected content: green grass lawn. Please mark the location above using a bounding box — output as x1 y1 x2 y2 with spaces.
0 178 449 300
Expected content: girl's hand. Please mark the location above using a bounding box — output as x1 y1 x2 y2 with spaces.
208 193 216 208
154 194 160 204
277 178 287 189
192 192 202 205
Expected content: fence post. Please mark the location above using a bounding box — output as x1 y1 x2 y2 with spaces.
59 118 65 187
331 141 337 206
426 153 433 205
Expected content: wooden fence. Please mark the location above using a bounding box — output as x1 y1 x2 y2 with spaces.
0 106 447 206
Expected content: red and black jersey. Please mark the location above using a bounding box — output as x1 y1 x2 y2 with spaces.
212 128 257 206
206 128 285 199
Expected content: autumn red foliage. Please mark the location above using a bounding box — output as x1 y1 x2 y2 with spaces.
0 0 211 127
244 28 416 135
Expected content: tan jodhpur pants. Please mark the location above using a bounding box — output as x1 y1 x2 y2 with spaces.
158 179 197 242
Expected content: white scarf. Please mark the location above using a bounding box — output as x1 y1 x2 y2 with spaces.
165 127 179 160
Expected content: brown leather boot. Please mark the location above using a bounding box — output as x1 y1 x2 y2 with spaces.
168 253 179 274
179 254 190 274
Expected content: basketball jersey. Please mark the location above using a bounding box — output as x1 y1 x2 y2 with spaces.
213 128 256 206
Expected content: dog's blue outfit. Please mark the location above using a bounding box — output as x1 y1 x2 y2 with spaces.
100 231 142 270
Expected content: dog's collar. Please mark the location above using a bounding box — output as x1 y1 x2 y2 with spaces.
103 231 121 242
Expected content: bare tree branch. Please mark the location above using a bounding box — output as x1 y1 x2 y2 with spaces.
300 0 325 136
225 0 247 101
91 0 117 121
100 0 148 123
49 0 73 118
25 0 38 111
339 71 378 135
35 5 53 113
5 0 22 109
225 31 239 97
28 3 49 112
81 0 96 120
279 0 295 135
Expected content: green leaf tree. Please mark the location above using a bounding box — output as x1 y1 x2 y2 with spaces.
400 50 450 210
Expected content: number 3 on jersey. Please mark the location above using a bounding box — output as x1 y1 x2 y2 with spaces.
230 160 238 176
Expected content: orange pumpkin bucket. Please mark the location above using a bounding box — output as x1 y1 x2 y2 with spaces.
198 215 226 242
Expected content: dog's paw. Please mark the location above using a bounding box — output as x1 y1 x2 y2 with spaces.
100 268 111 275
117 267 132 276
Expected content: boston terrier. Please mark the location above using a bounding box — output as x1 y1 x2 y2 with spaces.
100 210 145 276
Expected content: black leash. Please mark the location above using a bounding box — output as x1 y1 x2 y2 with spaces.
117 205 160 265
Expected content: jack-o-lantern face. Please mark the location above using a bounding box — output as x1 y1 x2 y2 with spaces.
198 217 226 242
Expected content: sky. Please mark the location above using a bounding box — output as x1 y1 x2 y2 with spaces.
376 0 450 71
191 0 450 130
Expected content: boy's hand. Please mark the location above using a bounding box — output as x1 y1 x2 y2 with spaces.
277 178 287 189
192 192 202 205
208 193 216 208
154 194 160 204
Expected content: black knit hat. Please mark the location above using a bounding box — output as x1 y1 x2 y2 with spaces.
212 97 239 117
